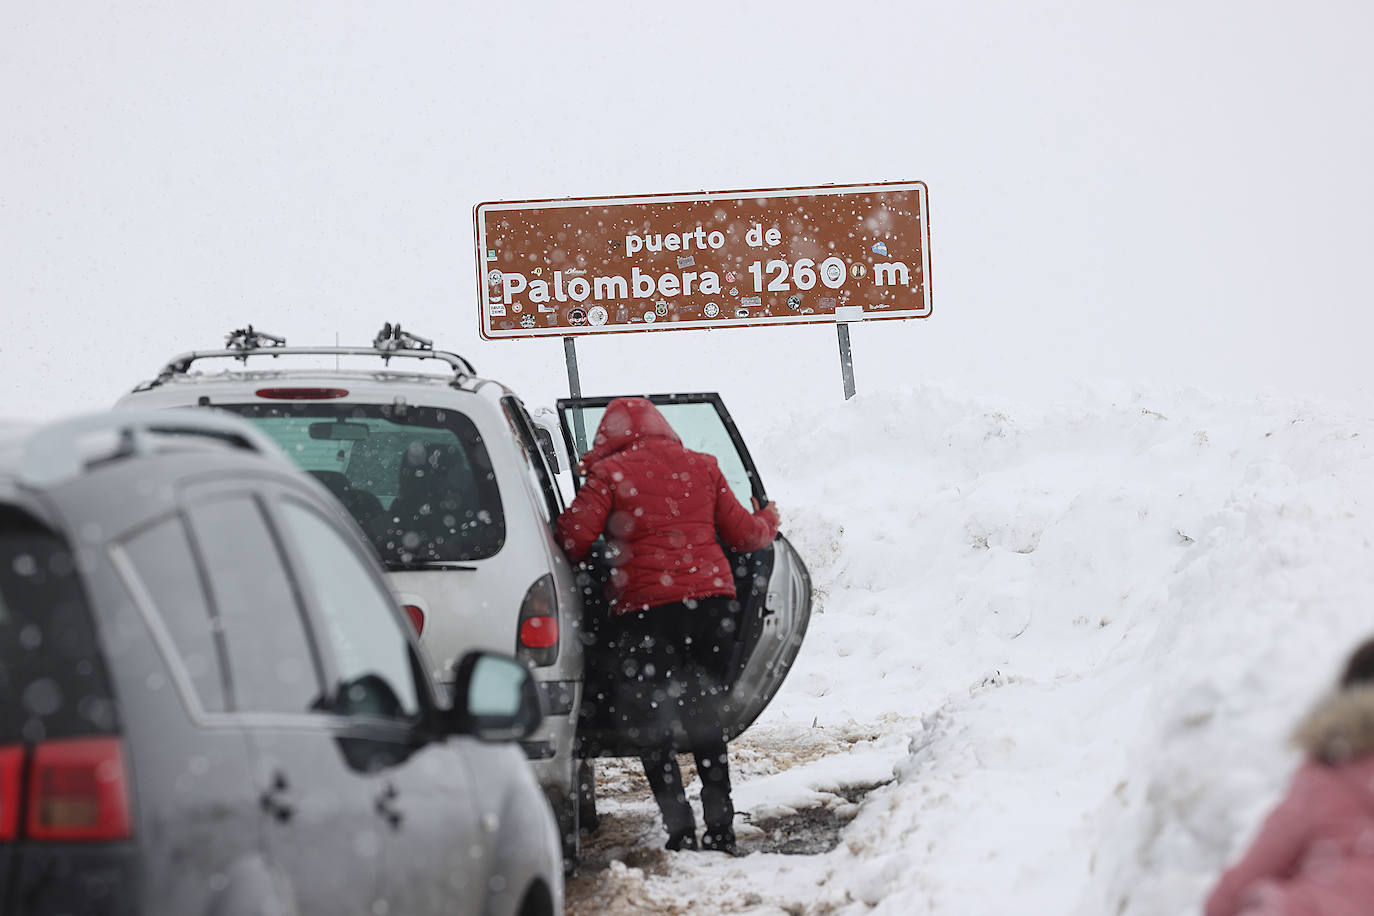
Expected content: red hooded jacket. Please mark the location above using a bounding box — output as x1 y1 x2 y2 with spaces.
554 398 779 615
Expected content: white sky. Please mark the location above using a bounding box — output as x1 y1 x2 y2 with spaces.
3 1 1372 423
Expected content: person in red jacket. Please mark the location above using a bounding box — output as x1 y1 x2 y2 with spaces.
1205 636 1374 916
555 397 780 855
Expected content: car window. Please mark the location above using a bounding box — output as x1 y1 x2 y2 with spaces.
119 516 226 713
501 398 563 522
217 403 505 565
0 509 114 742
184 495 324 716
662 402 755 503
277 501 419 720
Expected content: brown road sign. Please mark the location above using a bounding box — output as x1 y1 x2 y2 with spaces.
474 181 930 340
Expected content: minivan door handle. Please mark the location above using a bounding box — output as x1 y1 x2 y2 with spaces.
374 781 403 830
259 770 295 823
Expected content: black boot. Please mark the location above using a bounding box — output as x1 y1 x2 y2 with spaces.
700 831 739 856
696 743 738 855
665 831 698 851
641 747 697 848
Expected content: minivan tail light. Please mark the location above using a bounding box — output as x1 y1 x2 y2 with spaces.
404 604 425 636
0 744 24 842
519 616 559 649
254 387 350 400
26 737 132 842
516 574 559 667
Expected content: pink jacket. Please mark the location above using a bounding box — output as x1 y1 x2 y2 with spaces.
554 398 778 614
1206 686 1374 916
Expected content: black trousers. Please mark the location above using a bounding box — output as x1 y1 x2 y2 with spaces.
612 595 740 843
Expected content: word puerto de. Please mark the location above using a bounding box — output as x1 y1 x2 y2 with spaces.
496 223 784 306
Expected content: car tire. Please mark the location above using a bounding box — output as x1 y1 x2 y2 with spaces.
557 784 580 876
576 757 598 835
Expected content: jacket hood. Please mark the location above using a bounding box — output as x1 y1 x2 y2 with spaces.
583 397 681 466
1293 684 1374 764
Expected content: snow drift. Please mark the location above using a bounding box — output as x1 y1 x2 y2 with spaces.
596 382 1374 914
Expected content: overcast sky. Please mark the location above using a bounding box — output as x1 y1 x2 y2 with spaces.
4 1 1371 427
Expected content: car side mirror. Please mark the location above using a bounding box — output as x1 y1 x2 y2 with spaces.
444 651 542 741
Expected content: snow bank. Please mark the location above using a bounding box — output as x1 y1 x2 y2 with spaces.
728 382 1374 913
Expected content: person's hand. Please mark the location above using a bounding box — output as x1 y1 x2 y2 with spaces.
752 497 781 528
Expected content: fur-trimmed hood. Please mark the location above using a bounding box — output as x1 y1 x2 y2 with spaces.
1293 684 1374 764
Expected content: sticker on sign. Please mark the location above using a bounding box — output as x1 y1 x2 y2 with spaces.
473 181 931 340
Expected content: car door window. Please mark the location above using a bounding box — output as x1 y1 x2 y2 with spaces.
184 496 324 716
118 516 227 713
651 401 755 505
277 501 419 720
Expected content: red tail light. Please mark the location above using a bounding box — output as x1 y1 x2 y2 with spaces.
516 574 559 667
519 616 559 649
26 737 132 842
254 387 350 400
404 604 425 635
0 744 23 842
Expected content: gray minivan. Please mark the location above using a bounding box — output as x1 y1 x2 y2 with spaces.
0 410 562 915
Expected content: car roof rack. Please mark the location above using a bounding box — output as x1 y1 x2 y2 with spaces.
19 408 289 488
143 323 477 389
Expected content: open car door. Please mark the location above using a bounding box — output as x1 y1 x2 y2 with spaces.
555 393 812 758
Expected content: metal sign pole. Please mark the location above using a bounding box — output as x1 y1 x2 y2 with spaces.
563 336 581 398
836 323 857 400
564 337 589 455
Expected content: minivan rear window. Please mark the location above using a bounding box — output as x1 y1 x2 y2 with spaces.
218 404 506 565
0 508 115 743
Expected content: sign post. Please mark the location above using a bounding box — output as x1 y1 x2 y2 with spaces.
562 337 588 455
837 323 856 400
475 181 930 399
562 336 581 398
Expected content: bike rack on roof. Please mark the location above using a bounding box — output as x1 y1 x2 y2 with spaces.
143 323 477 389
19 408 290 488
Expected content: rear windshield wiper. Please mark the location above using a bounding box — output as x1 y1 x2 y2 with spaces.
383 560 479 572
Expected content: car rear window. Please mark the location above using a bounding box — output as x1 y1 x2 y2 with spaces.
217 404 505 565
0 507 116 742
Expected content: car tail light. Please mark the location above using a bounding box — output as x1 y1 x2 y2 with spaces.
0 744 24 842
26 737 132 842
516 574 559 667
403 604 425 636
519 616 558 648
254 387 350 400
